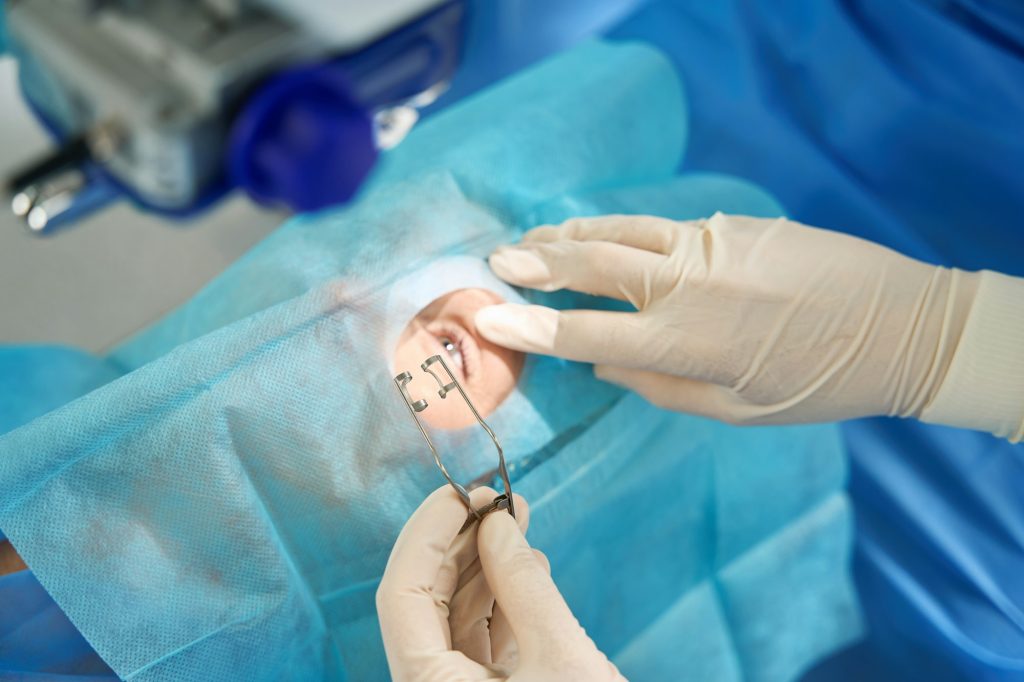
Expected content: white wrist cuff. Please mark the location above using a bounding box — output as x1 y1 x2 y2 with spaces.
921 270 1024 442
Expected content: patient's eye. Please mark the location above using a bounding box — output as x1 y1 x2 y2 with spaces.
392 287 524 429
439 336 464 369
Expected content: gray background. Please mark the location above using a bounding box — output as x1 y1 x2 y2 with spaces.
0 56 286 353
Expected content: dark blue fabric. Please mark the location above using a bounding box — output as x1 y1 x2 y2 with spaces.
609 1 1024 680
611 0 1024 274
0 570 115 681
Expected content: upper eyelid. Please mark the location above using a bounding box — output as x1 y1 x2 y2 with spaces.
429 321 467 345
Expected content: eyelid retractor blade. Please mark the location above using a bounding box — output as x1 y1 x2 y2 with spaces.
393 354 516 531
421 355 515 521
394 369 477 517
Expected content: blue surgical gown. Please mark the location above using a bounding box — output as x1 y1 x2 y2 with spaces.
605 1 1024 681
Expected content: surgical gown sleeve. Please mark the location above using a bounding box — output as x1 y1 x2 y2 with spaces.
921 271 1024 442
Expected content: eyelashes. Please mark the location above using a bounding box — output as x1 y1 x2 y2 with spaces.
432 323 475 381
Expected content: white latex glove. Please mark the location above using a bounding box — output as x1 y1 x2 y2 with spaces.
473 213 1024 431
377 486 625 682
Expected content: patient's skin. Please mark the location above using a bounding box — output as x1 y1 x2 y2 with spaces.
393 289 524 429
0 541 27 576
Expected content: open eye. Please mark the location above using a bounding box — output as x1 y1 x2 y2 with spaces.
438 335 464 370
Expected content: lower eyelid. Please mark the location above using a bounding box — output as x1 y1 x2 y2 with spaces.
455 337 472 378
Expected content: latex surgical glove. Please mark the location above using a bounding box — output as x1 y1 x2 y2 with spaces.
377 486 625 682
476 213 1024 439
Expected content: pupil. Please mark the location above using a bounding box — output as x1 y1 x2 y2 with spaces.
440 336 463 368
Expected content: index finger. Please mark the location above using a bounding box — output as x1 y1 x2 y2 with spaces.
522 214 701 254
477 511 595 659
377 486 498 658
475 304 656 369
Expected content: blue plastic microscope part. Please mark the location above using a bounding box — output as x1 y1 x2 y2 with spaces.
228 0 466 212
13 0 465 228
226 62 378 212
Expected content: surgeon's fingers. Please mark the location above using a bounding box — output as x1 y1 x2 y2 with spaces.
377 486 497 665
447 560 495 665
487 240 665 307
478 512 599 664
488 549 549 671
522 214 694 255
595 365 765 425
475 306 653 367
449 494 529 665
477 305 743 387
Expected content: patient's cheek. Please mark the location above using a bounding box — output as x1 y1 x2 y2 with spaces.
392 288 524 430
0 541 27 576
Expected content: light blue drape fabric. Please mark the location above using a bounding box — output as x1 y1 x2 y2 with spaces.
0 347 121 437
0 41 860 681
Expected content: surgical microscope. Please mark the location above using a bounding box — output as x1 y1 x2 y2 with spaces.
1 0 465 235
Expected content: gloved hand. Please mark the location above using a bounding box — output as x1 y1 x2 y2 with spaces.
474 213 982 426
377 486 625 682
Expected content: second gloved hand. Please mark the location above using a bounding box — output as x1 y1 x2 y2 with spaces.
377 486 625 682
475 213 980 425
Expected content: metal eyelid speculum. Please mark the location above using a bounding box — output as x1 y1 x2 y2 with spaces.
394 354 515 533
